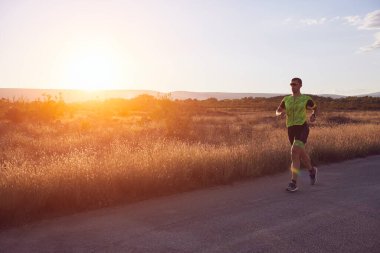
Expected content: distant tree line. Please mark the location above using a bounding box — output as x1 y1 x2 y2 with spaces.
1 94 380 123
192 95 380 111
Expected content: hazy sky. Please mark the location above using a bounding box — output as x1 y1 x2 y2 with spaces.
0 0 379 95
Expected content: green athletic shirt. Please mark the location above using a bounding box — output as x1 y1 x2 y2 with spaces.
280 94 316 127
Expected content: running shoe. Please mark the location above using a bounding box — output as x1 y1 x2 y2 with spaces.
286 181 298 192
309 167 318 185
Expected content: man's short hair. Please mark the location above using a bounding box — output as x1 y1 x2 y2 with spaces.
291 77 302 85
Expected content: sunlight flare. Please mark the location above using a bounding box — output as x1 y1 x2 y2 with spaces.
60 42 127 91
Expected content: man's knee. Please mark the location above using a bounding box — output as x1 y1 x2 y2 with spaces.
293 139 305 149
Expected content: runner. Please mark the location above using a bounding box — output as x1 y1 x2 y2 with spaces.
276 77 318 192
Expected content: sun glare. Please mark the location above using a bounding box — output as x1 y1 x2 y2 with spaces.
61 43 125 91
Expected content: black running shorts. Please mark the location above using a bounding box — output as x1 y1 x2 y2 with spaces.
287 122 309 145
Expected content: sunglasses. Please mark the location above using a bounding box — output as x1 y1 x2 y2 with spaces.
290 83 299 86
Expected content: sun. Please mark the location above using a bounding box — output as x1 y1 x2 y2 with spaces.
67 53 115 90
60 42 125 91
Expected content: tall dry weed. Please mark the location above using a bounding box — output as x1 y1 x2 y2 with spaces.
1 110 380 227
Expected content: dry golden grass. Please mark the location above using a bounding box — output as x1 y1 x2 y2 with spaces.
1 108 380 227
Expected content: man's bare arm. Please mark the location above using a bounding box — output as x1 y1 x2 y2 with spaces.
306 99 317 120
276 100 286 116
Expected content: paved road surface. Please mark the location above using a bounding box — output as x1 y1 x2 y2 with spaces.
1 156 380 253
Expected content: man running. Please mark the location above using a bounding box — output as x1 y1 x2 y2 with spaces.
276 77 318 192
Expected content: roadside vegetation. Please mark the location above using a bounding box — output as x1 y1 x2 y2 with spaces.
1 94 380 227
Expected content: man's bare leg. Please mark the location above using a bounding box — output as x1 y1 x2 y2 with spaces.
299 146 318 185
291 145 302 182
299 148 313 170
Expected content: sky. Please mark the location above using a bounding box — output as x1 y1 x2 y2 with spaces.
0 0 379 95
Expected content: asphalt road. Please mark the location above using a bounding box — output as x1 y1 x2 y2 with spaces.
1 156 380 253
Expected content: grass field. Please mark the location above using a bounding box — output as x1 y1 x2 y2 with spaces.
1 99 380 227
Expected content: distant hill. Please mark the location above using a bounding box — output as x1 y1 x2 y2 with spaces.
1 88 379 102
317 94 346 99
170 91 285 100
358 92 380 97
0 89 163 102
0 89 287 102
